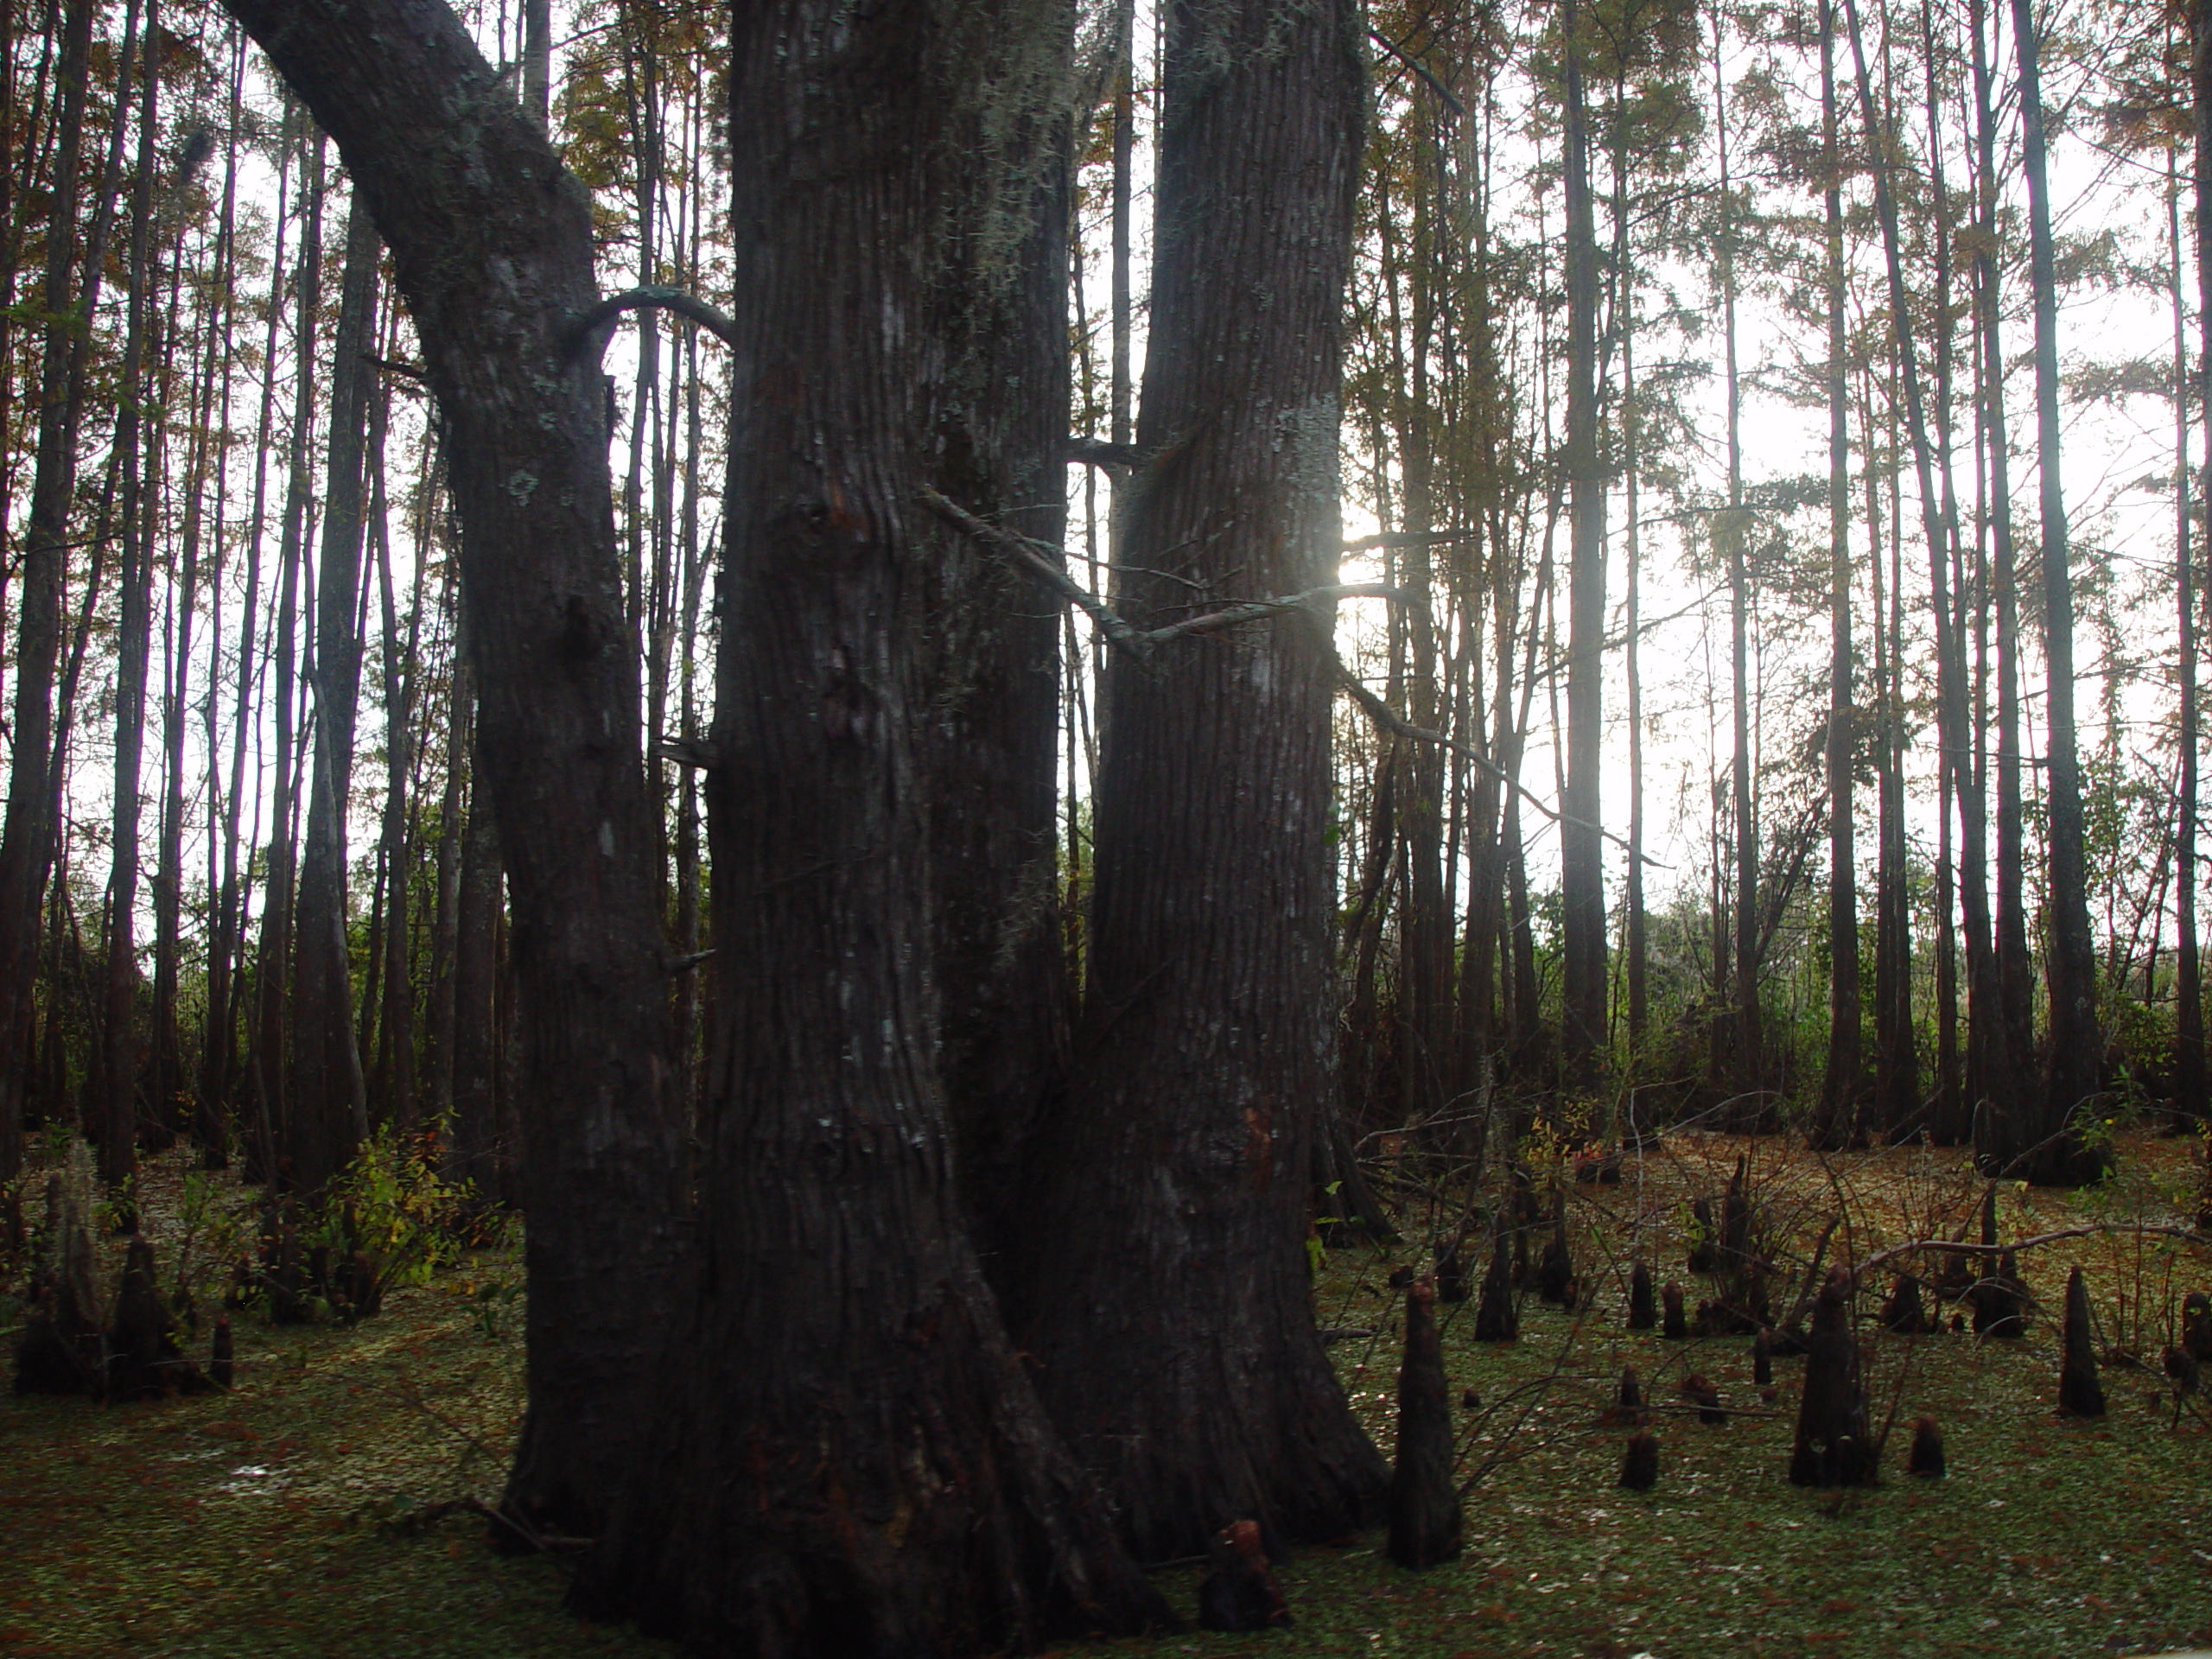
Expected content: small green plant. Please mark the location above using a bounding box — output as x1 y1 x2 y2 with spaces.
468 1274 524 1341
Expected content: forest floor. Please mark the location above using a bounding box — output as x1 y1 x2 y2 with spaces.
3 1128 2210 1658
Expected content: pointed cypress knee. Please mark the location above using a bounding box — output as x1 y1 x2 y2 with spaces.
1662 1281 1688 1341
2057 1265 2105 1419
1627 1259 1656 1330
1474 1232 1517 1343
1387 1281 1462 1568
1788 1268 1875 1487
1688 1198 1717 1274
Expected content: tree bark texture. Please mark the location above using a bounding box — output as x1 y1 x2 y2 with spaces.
575 1 1171 1650
218 0 684 1534
1007 0 1389 1561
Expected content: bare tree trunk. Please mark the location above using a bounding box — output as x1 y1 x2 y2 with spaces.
575 0 1170 1643
222 0 684 1533
1008 0 1387 1559
0 0 93 1182
1560 0 1609 1097
289 185 378 1193
1813 0 1862 1148
2010 0 2107 1185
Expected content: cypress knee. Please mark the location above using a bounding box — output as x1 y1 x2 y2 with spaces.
211 1313 234 1389
1788 1268 1875 1487
2057 1265 2105 1419
1752 1327 1772 1387
1618 1431 1659 1491
1387 1281 1461 1568
1627 1258 1656 1330
1662 1281 1688 1340
1474 1233 1517 1343
1198 1521 1292 1631
1880 1273 1929 1334
1905 1416 1945 1478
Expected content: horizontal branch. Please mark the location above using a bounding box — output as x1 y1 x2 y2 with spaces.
565 286 741 362
1850 1222 2208 1288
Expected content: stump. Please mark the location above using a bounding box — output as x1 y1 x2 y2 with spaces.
1387 1281 1461 1569
1787 1268 1875 1487
1752 1328 1772 1387
1662 1281 1688 1341
2057 1265 2105 1420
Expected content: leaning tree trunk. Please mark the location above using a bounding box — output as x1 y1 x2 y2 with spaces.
573 0 1171 1649
219 0 683 1535
1006 0 1389 1561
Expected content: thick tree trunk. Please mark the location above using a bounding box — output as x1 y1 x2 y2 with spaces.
220 0 683 1533
1007 0 1387 1561
575 1 1169 1648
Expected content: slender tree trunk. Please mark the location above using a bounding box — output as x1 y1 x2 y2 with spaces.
1560 0 1609 1096
289 185 378 1192
1814 0 1862 1148
99 7 158 1200
2010 0 2106 1184
0 0 93 1182
1975 0 2035 1119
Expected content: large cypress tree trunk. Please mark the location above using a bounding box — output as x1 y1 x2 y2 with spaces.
220 0 683 1534
575 0 1168 1647
1006 0 1388 1561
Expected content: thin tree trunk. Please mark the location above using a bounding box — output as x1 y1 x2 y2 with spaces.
2011 0 2107 1184
1813 0 1863 1148
1560 0 1609 1096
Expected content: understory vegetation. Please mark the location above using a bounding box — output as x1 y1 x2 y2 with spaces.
7 1127 2209 1659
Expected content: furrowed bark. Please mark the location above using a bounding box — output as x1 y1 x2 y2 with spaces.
219 0 683 1534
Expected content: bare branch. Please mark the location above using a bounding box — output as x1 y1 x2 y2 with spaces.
1851 1223 2208 1287
566 285 741 362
